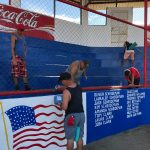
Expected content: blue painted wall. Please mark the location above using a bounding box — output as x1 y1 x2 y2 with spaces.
0 32 146 91
86 88 148 144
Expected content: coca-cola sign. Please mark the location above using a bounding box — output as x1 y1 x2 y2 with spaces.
0 4 54 40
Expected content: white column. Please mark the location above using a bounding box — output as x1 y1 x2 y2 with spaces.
81 0 88 26
11 0 21 8
80 0 89 46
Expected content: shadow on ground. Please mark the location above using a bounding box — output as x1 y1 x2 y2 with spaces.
83 125 150 150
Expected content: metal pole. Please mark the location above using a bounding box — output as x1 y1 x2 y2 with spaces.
144 0 148 87
57 0 144 30
9 0 11 5
0 102 10 150
115 0 118 7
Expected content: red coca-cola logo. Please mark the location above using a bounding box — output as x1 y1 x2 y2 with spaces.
0 4 55 40
0 4 39 28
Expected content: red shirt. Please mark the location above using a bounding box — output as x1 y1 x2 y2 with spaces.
129 67 140 78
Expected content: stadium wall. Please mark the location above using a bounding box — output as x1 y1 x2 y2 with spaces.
0 31 145 91
0 88 149 150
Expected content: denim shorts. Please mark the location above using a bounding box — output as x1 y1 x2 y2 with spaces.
64 112 85 140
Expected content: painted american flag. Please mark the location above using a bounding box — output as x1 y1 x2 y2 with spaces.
5 104 66 150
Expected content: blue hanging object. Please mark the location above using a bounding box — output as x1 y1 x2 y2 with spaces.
54 95 62 105
74 126 80 142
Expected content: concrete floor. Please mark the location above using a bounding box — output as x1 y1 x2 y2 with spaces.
84 125 150 150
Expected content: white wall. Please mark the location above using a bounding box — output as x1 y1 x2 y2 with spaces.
54 19 83 46
55 8 144 47
128 26 144 46
0 94 87 150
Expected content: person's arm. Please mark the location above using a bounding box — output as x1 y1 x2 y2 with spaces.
123 42 126 48
129 68 136 85
126 76 131 84
61 89 71 111
82 68 88 80
131 74 135 85
11 34 17 65
24 38 27 57
70 62 79 80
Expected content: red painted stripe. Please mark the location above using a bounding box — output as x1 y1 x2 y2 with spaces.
16 142 66 150
33 104 61 110
0 85 143 96
13 126 64 138
14 130 65 143
36 120 64 126
0 89 56 96
13 136 66 148
35 112 63 118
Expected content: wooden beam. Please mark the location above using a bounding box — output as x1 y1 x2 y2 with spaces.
90 0 149 5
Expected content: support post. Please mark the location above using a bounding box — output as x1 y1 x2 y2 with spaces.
10 0 21 7
144 0 148 87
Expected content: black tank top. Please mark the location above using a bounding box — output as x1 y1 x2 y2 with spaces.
65 86 84 115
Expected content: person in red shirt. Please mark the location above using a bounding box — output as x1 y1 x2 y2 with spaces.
124 67 140 85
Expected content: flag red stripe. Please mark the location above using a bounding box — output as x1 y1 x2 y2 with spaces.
13 126 64 138
13 136 66 148
14 130 65 143
16 142 66 150
36 120 64 126
34 104 61 110
35 112 63 118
